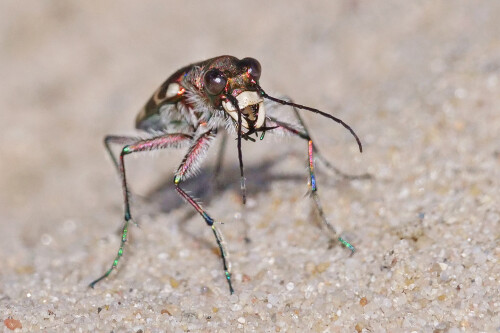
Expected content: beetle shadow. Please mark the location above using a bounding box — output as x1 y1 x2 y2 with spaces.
141 152 305 248
148 157 303 210
137 151 366 251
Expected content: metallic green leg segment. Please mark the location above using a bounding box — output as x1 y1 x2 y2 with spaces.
267 115 356 252
89 220 130 288
211 225 234 294
338 236 355 253
174 131 234 294
104 135 139 174
90 133 191 288
175 183 234 294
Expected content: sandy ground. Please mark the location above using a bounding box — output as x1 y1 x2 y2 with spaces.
1 1 499 332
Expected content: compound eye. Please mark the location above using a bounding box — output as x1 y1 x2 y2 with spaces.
239 57 261 80
204 69 227 95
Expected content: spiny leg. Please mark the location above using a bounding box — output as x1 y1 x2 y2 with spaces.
173 130 234 294
267 117 355 253
89 133 193 288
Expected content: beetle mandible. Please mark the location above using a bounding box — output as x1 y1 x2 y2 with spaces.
89 55 364 294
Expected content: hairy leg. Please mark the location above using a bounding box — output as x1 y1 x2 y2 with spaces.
174 130 234 294
89 133 193 287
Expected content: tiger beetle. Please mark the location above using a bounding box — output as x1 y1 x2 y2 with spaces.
89 55 364 294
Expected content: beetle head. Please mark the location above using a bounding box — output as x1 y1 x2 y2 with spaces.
202 56 265 131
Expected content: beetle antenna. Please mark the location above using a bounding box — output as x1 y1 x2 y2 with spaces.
225 94 247 204
254 83 363 153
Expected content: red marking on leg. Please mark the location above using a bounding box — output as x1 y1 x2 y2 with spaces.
128 135 190 152
308 140 317 191
308 140 314 171
177 135 211 179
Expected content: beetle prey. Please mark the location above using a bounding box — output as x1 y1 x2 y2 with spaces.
89 55 363 294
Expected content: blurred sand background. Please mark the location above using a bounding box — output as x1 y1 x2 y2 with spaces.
1 1 499 332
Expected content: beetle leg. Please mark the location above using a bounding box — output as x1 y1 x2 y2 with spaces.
174 130 234 294
268 94 372 180
266 117 355 253
289 105 371 180
104 135 141 174
89 133 193 288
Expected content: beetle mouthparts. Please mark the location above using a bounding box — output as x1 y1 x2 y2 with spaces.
222 91 266 130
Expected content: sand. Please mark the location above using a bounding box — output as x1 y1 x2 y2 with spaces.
1 1 499 332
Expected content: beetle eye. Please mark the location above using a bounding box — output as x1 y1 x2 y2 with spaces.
239 57 261 80
204 69 227 95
